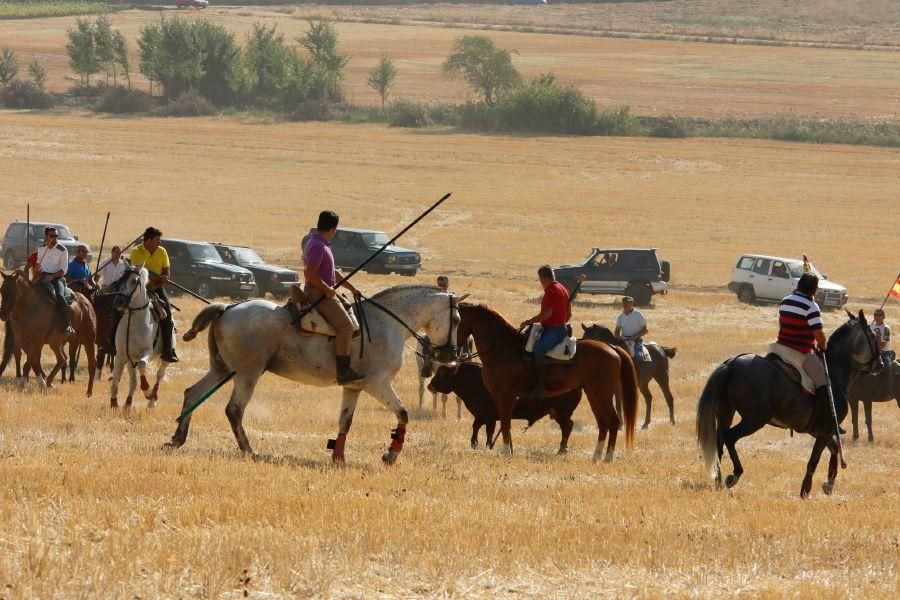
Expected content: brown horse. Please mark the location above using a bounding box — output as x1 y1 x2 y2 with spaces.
0 271 97 396
66 279 118 378
456 303 638 461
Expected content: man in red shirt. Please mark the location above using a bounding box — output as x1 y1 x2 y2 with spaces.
520 265 571 396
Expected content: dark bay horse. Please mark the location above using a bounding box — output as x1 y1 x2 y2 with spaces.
848 365 898 443
0 271 97 396
696 310 882 498
581 323 677 429
456 303 638 462
68 279 118 378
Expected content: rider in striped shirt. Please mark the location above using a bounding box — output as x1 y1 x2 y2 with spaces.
768 273 828 400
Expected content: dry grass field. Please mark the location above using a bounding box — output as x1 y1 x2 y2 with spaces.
0 111 898 597
4 7 900 117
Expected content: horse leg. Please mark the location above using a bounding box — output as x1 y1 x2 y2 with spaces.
67 339 79 383
24 346 47 391
147 362 169 408
654 369 676 425
583 384 618 463
471 419 480 449
417 376 425 410
441 393 448 419
715 408 735 489
800 436 830 499
485 419 497 449
109 351 126 408
457 395 462 420
331 387 361 463
639 376 653 430
722 417 766 488
83 334 96 399
864 400 874 443
46 344 67 389
557 417 574 455
364 379 409 465
225 369 264 455
614 384 623 431
166 366 230 449
850 397 860 441
822 437 840 496
496 394 515 455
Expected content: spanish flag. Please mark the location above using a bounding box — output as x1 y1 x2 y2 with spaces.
892 276 900 300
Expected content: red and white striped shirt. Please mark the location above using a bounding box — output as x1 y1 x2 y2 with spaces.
777 291 823 353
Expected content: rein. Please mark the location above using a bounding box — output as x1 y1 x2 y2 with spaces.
360 293 459 364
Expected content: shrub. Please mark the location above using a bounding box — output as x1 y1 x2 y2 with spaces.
495 75 597 134
595 105 645 136
289 99 332 122
389 98 458 128
643 116 688 138
95 85 154 114
459 101 499 131
165 90 216 117
443 35 520 106
0 47 18 85
0 79 53 109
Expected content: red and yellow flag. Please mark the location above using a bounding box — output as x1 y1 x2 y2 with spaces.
891 276 900 300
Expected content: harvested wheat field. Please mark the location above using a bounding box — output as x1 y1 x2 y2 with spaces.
0 110 898 597
3 7 900 118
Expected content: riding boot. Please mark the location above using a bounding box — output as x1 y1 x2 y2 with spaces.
100 312 122 354
814 385 845 435
336 354 363 385
60 305 75 335
160 317 179 363
527 357 548 398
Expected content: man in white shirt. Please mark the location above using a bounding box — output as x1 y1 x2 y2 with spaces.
36 226 74 334
615 295 649 362
94 245 127 291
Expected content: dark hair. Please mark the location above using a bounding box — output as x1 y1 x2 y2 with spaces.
44 226 56 234
537 265 555 280
143 226 162 241
317 210 339 232
797 273 819 295
437 275 448 283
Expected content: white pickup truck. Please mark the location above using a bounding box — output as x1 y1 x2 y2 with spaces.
728 254 848 308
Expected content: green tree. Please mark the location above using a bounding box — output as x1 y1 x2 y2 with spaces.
93 15 116 85
366 55 396 110
28 59 47 91
442 35 521 106
242 23 291 99
138 16 205 100
137 21 163 96
66 18 100 87
297 20 348 100
112 29 131 89
0 47 18 85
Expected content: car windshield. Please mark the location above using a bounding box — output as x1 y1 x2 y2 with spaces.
786 260 822 278
31 225 72 239
231 247 263 265
188 243 223 262
361 232 390 247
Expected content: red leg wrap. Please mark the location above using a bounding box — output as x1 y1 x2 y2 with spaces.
331 433 347 462
140 375 150 392
389 424 406 453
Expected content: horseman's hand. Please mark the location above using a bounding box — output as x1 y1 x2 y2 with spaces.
351 287 362 300
325 287 337 299
519 320 530 330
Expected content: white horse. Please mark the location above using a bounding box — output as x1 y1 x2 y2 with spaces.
167 284 461 465
416 334 464 419
109 267 170 409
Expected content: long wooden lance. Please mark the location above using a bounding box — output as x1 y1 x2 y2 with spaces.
96 211 110 269
25 204 30 269
175 192 452 423
95 234 143 277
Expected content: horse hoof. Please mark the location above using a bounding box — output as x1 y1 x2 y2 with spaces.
382 450 399 465
822 480 835 496
641 423 650 431
125 396 133 408
147 401 156 409
499 444 512 456
332 453 346 464
604 452 615 463
557 447 567 455
110 398 118 409
725 474 740 489
162 441 182 451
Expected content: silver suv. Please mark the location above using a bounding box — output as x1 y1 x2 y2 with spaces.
2 221 91 269
728 254 848 308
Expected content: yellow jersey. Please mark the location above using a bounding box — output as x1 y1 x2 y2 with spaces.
130 244 170 275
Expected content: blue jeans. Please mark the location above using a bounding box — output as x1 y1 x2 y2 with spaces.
533 325 568 358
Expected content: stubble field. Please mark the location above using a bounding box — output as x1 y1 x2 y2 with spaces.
1 5 899 598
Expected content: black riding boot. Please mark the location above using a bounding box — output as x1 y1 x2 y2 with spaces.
336 355 363 385
160 316 179 363
100 311 121 354
815 385 846 435
57 304 75 335
527 357 548 398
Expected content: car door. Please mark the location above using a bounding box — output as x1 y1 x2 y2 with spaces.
768 260 794 299
166 242 192 289
330 231 351 268
750 257 774 299
347 233 368 268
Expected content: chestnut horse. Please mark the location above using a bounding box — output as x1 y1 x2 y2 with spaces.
0 271 97 396
457 303 638 461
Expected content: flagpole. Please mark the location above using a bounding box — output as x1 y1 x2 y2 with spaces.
879 269 900 311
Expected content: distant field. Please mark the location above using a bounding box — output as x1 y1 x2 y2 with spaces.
3 7 900 118
0 112 898 597
0 1 106 19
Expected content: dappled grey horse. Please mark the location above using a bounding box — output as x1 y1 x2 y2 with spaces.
168 284 460 465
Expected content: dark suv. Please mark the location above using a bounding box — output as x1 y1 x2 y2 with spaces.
2 221 92 269
213 243 298 298
553 247 671 306
162 238 257 300
301 227 421 276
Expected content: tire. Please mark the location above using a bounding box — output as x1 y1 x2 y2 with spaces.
737 284 756 305
400 270 416 277
625 282 653 307
3 251 16 269
196 281 212 299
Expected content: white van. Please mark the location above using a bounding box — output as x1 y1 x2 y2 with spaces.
728 254 848 308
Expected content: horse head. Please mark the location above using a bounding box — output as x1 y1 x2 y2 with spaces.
420 291 463 365
580 323 621 345
114 267 149 312
833 309 882 375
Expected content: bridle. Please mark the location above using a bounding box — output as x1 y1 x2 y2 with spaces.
114 268 153 368
848 317 882 375
362 292 461 365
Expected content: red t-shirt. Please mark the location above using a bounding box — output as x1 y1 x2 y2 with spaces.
540 281 570 327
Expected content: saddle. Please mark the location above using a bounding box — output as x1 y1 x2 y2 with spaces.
765 353 814 395
36 279 77 305
287 284 360 338
525 323 577 363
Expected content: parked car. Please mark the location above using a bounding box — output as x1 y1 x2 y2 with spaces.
728 254 848 308
2 221 92 269
552 247 670 306
175 0 208 9
301 227 421 276
213 243 298 298
162 238 256 300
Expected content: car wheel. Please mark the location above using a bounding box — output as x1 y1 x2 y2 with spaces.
197 281 212 299
400 271 416 277
737 284 756 305
3 251 16 269
625 283 653 307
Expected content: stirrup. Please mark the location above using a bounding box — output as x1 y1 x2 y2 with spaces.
337 367 364 385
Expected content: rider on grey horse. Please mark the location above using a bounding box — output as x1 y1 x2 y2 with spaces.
303 210 364 385
872 307 894 396
615 295 648 363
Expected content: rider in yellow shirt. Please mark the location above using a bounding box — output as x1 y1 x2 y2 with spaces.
129 227 178 362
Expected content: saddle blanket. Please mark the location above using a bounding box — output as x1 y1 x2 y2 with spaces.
525 323 577 361
37 279 76 305
288 284 360 337
624 339 651 362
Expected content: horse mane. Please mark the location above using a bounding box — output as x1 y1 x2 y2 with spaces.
458 302 522 341
828 319 855 345
369 283 442 302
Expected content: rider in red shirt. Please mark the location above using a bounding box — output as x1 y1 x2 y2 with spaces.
520 265 570 396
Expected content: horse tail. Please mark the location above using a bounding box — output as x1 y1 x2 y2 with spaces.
615 346 638 449
696 361 730 479
3 319 15 357
183 303 227 343
662 346 677 359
